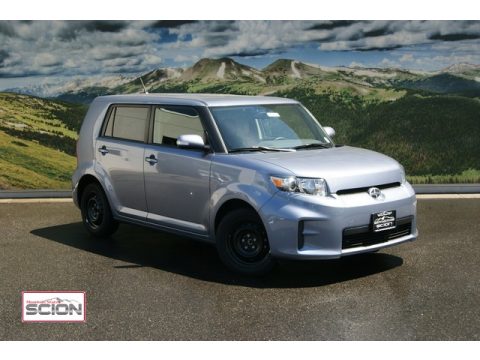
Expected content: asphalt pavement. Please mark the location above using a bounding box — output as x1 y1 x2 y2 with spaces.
0 198 479 340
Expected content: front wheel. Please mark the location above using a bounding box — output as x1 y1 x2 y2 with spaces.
216 208 275 276
80 183 118 238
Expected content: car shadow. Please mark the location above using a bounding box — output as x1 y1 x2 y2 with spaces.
31 222 403 289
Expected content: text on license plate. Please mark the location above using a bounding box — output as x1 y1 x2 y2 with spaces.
372 210 396 232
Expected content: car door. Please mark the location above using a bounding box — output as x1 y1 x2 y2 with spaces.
96 105 150 221
143 105 212 236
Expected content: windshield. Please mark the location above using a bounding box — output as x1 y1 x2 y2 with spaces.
209 104 333 152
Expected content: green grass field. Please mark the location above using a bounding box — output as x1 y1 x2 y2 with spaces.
407 169 480 184
0 130 75 189
0 93 83 189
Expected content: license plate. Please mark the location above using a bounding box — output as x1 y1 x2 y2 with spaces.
372 210 396 232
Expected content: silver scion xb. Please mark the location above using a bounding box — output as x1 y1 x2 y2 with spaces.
72 94 417 275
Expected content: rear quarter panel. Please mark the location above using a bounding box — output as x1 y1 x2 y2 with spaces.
72 99 112 207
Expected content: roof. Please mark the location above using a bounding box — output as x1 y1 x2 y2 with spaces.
95 93 299 107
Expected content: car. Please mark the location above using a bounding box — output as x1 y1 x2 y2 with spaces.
72 93 417 275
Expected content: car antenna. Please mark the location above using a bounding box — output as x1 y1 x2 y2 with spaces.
139 77 149 94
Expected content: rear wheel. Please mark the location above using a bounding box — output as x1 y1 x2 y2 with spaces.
80 183 118 238
216 208 275 275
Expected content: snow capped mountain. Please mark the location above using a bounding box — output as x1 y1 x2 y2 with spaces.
441 63 480 74
5 57 480 102
263 59 331 79
7 74 134 98
179 57 265 83
135 67 183 86
438 63 480 81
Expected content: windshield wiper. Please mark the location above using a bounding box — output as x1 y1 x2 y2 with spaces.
229 146 295 153
292 143 332 150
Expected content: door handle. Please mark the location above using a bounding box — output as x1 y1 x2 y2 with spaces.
98 145 109 155
145 154 158 165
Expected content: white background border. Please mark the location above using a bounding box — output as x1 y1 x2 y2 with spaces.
2 341 479 359
1 0 479 20
1 0 479 357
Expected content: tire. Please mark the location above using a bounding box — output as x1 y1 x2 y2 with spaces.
80 182 118 238
216 208 275 276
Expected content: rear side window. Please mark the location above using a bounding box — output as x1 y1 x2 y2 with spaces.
153 106 205 146
103 106 149 142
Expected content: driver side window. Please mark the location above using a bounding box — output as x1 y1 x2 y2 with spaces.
153 106 206 146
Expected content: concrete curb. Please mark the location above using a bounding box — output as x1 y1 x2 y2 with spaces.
413 184 480 194
1 184 479 199
0 190 72 199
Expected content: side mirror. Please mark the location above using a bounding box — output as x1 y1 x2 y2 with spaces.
176 134 208 150
324 126 336 138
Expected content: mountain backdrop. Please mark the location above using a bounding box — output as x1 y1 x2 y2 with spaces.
1 57 480 189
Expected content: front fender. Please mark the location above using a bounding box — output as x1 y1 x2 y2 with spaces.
209 158 280 235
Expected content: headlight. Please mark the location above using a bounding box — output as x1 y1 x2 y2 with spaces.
270 176 328 196
399 164 406 184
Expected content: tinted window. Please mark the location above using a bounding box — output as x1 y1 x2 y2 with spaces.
103 106 149 142
104 108 115 137
153 106 205 146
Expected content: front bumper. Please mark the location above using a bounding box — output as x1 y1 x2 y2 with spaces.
259 182 417 260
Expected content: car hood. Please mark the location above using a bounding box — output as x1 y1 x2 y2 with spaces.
244 146 403 193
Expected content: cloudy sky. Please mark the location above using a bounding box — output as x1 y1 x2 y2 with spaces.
0 20 479 88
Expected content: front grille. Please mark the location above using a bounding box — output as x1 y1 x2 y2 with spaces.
336 182 401 196
342 216 413 249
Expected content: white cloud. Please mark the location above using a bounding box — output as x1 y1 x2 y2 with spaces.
431 41 480 52
0 20 479 81
174 54 198 63
0 21 163 78
349 61 365 68
399 53 414 62
33 53 60 67
380 58 400 68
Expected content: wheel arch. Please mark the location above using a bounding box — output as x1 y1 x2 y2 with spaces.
76 174 103 205
214 199 259 235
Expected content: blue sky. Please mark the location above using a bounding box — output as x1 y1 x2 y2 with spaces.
0 20 479 89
